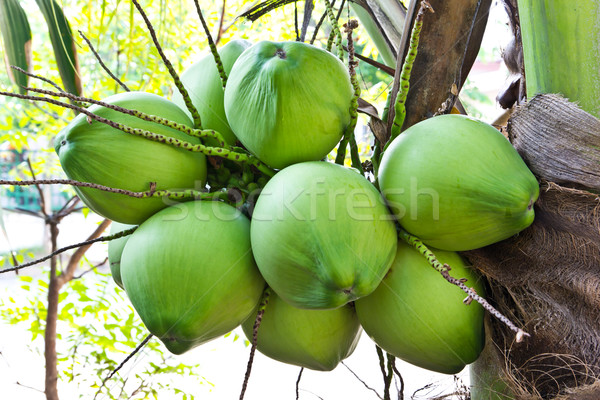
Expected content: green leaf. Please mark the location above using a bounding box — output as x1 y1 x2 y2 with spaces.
0 0 32 94
34 0 82 95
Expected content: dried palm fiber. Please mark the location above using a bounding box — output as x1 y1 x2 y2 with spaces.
466 94 600 399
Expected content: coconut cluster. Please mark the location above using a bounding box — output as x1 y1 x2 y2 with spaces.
55 39 539 374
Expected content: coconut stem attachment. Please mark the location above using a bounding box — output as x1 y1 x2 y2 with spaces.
324 0 344 61
193 0 228 90
239 287 272 400
397 228 529 343
387 1 433 147
0 225 137 274
131 0 203 129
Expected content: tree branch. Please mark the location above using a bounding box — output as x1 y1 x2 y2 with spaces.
57 219 111 287
93 334 153 400
0 226 136 275
44 221 60 400
78 31 130 92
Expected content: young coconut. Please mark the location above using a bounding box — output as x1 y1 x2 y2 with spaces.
250 161 397 309
378 114 539 251
224 41 353 169
120 201 265 355
355 240 485 374
55 92 207 224
107 222 136 290
172 39 252 145
241 291 361 371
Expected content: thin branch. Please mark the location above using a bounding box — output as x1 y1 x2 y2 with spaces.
93 334 153 400
295 367 304 400
384 352 394 400
412 383 434 399
55 195 79 216
215 0 227 44
78 31 130 92
342 45 396 75
58 219 111 286
294 1 300 41
130 0 202 128
10 66 64 93
0 226 136 274
239 287 271 400
72 257 108 280
341 361 383 399
30 102 63 121
26 158 47 218
1 347 44 393
390 356 404 400
376 345 390 400
6 207 44 219
309 0 333 45
16 381 45 394
55 204 83 220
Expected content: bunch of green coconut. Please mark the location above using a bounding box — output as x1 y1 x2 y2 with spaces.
54 39 539 375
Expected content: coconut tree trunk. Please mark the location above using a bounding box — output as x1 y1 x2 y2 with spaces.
356 0 600 398
467 94 600 399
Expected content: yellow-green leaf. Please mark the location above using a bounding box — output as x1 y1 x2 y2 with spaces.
35 0 82 95
0 0 32 94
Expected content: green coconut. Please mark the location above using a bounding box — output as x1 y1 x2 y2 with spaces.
378 114 539 251
55 91 207 224
224 41 353 169
355 240 485 374
107 222 136 290
120 201 265 355
241 291 361 371
250 161 397 309
172 39 252 145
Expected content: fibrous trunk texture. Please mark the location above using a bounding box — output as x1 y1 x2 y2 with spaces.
467 94 600 399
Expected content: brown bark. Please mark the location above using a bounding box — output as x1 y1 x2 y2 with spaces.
44 222 60 400
509 94 600 190
57 219 111 286
386 0 493 134
467 96 600 399
43 218 111 400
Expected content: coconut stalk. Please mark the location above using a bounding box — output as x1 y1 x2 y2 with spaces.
518 1 600 119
